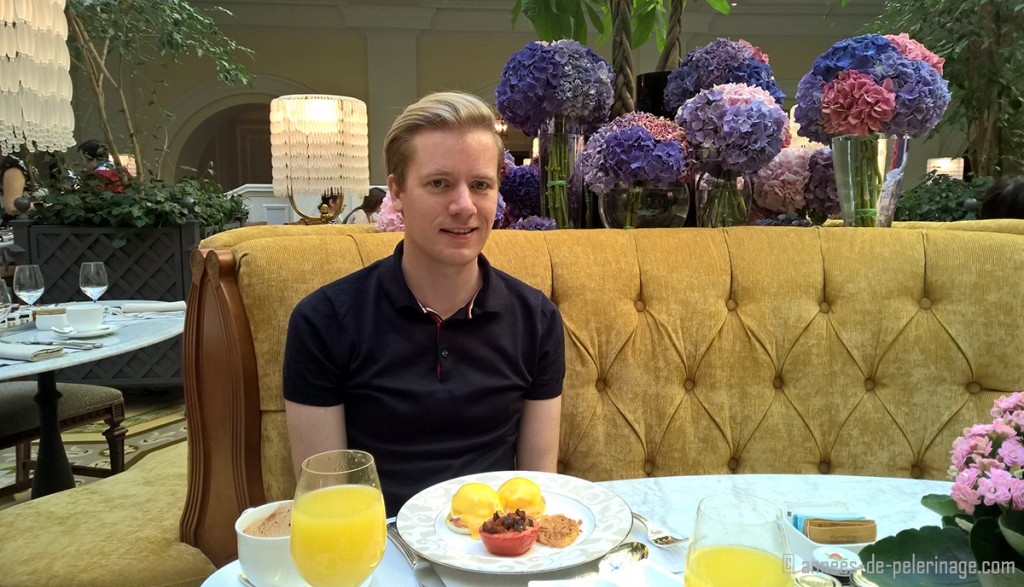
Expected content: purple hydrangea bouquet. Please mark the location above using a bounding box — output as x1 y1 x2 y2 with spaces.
500 164 542 225
664 38 785 118
794 34 951 227
578 112 688 229
676 83 787 227
496 40 614 228
752 146 838 225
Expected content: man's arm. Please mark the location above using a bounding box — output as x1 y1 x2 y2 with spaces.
285 400 347 477
516 396 561 472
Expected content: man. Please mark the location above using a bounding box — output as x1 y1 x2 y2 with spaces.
283 92 564 515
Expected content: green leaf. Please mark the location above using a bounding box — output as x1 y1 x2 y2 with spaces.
858 526 980 586
922 494 963 518
704 0 731 15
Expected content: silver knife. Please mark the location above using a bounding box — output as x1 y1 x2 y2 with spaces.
387 521 447 587
10 340 104 350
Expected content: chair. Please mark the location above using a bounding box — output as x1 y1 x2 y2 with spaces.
0 382 126 498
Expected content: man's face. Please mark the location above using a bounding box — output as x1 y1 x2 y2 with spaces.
388 128 499 271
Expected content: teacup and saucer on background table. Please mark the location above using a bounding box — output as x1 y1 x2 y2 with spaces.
52 303 119 338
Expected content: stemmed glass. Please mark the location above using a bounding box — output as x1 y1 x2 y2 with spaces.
13 265 45 309
291 449 386 587
79 262 109 302
684 493 792 587
0 282 12 336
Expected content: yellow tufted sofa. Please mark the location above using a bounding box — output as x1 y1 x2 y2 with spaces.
1 220 1023 586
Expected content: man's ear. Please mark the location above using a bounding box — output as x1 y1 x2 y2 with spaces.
387 174 402 212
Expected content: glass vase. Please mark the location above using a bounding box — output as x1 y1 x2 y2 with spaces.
696 172 751 227
538 116 584 228
831 134 908 227
598 184 689 229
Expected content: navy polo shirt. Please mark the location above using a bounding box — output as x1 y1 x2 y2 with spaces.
283 241 565 515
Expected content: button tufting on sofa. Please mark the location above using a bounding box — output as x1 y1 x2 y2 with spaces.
864 378 876 391
727 457 739 471
919 298 932 310
634 301 645 312
818 461 831 474
643 461 655 475
726 299 737 311
595 380 607 392
967 382 982 394
819 302 831 313
911 465 924 479
683 379 695 391
772 377 784 389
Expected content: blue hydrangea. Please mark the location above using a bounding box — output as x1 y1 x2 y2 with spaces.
677 88 787 175
664 39 785 116
500 165 541 221
496 40 614 137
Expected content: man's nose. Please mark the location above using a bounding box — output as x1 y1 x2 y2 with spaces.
449 183 476 214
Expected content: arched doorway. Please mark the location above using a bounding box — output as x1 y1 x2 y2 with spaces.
176 103 271 191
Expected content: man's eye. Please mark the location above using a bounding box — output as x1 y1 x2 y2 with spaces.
472 181 490 190
430 179 444 188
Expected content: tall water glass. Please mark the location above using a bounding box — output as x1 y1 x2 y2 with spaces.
291 450 386 587
685 493 792 587
79 262 109 302
13 265 45 308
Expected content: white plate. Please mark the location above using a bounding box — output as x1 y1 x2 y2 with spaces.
528 559 683 586
55 324 119 339
396 471 632 574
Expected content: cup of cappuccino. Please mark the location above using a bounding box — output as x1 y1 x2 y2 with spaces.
234 500 305 587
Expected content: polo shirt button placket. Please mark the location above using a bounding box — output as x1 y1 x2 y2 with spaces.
440 348 449 358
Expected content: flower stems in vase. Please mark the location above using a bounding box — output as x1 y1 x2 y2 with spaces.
624 187 642 229
698 173 749 227
832 134 908 227
539 116 582 229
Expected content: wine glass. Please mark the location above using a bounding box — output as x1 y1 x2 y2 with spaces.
0 282 12 336
13 264 45 309
291 450 386 587
684 493 792 587
79 262 109 302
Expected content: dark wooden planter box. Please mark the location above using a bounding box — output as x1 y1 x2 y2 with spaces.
8 218 241 388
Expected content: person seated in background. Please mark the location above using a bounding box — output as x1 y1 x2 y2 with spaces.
343 187 386 224
981 176 1024 220
1 154 28 221
78 140 127 193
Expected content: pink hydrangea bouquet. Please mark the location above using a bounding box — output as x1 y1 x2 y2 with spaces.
794 33 950 143
752 146 838 224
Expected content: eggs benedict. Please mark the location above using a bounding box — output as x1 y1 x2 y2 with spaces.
445 483 502 539
497 477 546 518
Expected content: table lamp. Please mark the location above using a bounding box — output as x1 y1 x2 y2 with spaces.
270 94 369 223
0 0 76 155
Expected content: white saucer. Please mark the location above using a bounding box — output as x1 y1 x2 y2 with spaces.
55 324 119 339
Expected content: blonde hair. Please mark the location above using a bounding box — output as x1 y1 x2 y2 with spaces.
384 92 504 189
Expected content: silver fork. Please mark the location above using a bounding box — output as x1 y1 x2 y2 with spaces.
386 521 445 587
632 511 688 546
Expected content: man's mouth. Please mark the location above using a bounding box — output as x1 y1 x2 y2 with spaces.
443 228 475 235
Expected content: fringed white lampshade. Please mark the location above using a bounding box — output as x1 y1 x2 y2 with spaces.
0 0 75 155
270 94 369 200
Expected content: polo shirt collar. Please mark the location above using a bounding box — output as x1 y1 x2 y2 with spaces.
381 240 510 318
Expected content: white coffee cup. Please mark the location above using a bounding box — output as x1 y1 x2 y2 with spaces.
65 303 106 332
234 500 306 587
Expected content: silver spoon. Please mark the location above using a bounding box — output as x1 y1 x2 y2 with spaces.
632 512 689 546
597 541 650 574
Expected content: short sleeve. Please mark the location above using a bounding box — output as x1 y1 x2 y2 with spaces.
282 290 350 406
525 298 565 400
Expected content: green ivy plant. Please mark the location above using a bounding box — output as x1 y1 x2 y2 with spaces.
895 172 994 222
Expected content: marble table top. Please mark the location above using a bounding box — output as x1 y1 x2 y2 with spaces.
203 473 953 587
0 302 183 379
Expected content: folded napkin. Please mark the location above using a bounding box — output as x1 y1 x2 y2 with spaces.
0 342 65 361
120 301 186 313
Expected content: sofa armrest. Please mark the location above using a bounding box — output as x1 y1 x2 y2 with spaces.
181 248 265 566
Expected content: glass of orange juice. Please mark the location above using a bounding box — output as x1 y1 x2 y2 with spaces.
684 493 793 587
291 450 386 587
